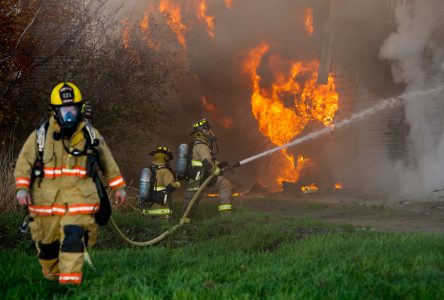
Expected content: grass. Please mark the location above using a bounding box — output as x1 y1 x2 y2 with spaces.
1 205 444 299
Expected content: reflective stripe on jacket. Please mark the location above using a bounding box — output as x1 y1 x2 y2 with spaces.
14 116 126 215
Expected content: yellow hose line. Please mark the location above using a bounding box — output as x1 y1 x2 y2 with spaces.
110 174 216 247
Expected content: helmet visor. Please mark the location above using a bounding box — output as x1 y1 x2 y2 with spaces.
58 105 81 128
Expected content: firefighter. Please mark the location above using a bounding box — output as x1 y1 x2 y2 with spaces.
140 146 181 219
14 82 126 285
182 118 233 223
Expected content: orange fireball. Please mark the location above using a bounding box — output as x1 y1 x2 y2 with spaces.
243 43 339 186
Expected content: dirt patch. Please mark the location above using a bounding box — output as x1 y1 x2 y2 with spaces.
236 192 444 233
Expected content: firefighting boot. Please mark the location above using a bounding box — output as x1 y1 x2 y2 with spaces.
42 267 59 281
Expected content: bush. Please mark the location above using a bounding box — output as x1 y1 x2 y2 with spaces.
0 141 17 212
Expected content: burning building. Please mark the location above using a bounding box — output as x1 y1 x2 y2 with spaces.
121 0 444 198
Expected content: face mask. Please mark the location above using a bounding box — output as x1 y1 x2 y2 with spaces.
57 105 81 129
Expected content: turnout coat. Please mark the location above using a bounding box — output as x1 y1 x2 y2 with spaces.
14 116 126 216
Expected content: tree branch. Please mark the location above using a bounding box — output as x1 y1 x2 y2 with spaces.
0 6 43 64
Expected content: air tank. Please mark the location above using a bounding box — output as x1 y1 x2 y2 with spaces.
139 167 152 202
176 143 189 178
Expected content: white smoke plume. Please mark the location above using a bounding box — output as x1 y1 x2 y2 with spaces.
380 0 444 197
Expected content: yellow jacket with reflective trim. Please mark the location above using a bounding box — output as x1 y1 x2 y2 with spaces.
192 138 215 168
14 116 126 209
152 161 174 189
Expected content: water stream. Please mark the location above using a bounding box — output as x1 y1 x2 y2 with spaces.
239 86 444 166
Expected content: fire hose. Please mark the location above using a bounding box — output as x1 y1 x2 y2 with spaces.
109 174 216 247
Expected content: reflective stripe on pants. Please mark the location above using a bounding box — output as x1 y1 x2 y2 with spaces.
143 208 172 216
218 204 232 211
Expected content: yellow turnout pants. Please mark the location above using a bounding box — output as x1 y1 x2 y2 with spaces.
29 213 97 284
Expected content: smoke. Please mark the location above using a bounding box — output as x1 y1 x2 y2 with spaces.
380 0 444 197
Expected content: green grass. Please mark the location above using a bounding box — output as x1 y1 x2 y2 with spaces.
1 206 444 299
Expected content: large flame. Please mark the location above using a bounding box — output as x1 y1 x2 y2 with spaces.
197 0 215 38
202 97 234 128
304 8 314 36
159 0 187 48
243 42 339 185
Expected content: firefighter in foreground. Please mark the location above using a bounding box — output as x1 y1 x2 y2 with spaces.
182 118 233 223
139 146 181 219
14 82 126 285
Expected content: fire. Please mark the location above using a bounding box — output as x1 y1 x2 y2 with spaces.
277 154 309 184
201 97 234 128
139 8 160 50
197 0 215 38
121 18 141 65
301 183 318 193
122 18 130 49
243 42 339 185
224 0 234 9
159 0 187 48
304 8 314 36
335 183 343 190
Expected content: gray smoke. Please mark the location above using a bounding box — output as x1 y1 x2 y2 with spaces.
380 0 444 197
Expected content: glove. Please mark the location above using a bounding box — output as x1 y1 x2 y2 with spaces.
114 189 126 208
217 161 229 169
166 181 181 193
171 181 181 189
16 190 32 206
210 165 221 176
231 161 241 168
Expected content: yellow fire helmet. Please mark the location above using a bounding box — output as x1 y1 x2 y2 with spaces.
150 146 174 161
190 118 212 135
50 82 83 106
